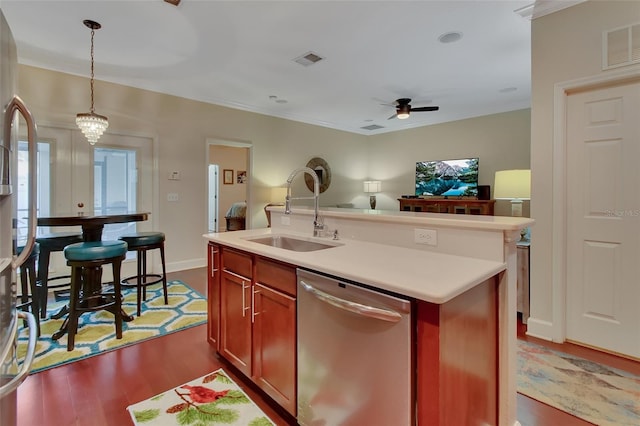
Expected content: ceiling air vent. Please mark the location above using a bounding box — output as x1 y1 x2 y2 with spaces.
293 51 324 67
361 124 385 131
603 23 640 70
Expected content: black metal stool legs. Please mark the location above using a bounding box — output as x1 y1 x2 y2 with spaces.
129 243 168 316
119 232 168 317
62 240 128 351
17 246 40 336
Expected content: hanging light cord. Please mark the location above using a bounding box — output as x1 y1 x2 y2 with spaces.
89 26 96 114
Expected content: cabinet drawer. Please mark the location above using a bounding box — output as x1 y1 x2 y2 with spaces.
256 257 296 296
222 248 252 278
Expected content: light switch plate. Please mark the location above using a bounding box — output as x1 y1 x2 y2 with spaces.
167 193 179 202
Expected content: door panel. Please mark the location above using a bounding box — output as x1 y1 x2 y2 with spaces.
220 269 251 376
566 81 640 357
252 283 296 415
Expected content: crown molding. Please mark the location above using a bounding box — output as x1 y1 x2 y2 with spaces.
515 0 587 20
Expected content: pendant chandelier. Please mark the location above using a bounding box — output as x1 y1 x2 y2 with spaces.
76 19 108 145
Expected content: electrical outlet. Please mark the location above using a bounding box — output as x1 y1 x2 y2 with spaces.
169 171 181 180
167 193 179 202
281 215 291 226
414 228 437 246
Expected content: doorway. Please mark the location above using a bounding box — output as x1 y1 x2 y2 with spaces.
206 139 251 233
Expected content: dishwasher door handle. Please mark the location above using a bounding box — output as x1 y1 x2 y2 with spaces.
299 280 402 323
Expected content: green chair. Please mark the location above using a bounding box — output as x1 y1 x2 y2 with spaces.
118 232 168 316
63 240 128 351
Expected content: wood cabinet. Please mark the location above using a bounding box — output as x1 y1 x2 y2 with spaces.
211 246 297 416
220 249 253 377
416 277 498 425
253 257 297 414
208 243 500 423
398 198 495 215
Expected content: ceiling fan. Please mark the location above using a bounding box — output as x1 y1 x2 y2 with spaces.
387 98 439 120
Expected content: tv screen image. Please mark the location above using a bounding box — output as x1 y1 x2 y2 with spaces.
415 158 479 197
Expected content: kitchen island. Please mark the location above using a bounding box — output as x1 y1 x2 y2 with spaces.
203 207 533 426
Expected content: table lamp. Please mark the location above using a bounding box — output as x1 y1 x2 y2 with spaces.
264 187 288 227
494 169 530 217
363 181 382 209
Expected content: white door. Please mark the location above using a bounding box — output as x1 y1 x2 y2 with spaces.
566 81 640 358
35 125 155 280
208 164 219 232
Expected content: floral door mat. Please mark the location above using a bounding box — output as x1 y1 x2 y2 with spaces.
127 369 274 425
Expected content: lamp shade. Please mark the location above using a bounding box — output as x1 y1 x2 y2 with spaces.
363 181 382 193
493 170 531 200
270 187 288 203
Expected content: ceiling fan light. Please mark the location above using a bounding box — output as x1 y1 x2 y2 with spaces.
76 112 109 145
396 104 410 119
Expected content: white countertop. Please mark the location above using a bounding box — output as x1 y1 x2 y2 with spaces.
203 227 506 304
268 206 534 231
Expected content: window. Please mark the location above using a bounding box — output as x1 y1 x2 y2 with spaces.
17 140 51 244
94 147 137 241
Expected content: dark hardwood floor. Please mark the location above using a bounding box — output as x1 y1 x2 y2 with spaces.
16 267 639 425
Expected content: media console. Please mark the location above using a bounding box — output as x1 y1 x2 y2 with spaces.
398 198 495 216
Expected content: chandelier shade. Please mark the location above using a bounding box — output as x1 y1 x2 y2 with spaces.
76 112 108 145
77 19 108 145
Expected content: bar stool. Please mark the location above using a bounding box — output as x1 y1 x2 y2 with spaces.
63 240 128 351
16 242 40 335
118 232 168 316
36 232 84 319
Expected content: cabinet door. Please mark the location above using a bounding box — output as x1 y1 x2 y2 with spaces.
220 269 252 376
207 243 221 348
252 283 297 415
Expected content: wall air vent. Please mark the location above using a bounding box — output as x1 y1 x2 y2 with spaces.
293 52 324 67
361 124 385 131
603 23 640 70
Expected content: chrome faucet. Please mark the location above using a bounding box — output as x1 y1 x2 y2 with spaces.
285 166 325 237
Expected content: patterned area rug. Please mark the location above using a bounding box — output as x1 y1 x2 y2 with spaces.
517 339 640 426
18 280 206 373
128 369 274 426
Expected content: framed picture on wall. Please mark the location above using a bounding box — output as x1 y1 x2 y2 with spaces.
223 169 234 185
237 170 247 184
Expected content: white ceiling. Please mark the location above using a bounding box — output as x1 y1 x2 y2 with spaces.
1 0 550 135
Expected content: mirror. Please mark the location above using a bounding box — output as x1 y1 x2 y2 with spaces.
304 157 331 193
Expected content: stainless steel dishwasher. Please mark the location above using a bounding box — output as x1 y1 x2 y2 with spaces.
297 269 413 426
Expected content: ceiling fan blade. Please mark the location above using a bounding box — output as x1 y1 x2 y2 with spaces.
387 113 398 120
411 106 439 112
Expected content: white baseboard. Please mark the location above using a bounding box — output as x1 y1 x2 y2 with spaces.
166 258 206 273
524 316 555 341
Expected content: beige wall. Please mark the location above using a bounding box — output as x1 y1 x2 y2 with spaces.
18 64 530 271
368 109 531 216
18 65 369 270
530 0 640 339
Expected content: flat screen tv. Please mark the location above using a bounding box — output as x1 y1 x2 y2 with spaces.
415 158 479 197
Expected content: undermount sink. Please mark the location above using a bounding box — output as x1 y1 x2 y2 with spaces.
245 234 341 252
